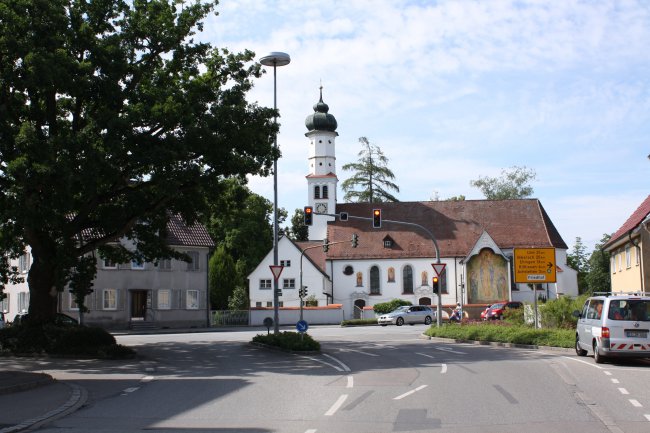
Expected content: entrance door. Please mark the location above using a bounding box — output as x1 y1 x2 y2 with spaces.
131 290 147 320
354 299 366 319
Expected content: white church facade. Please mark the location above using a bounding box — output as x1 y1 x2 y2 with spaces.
248 90 579 322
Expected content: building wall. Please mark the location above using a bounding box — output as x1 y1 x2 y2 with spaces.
610 241 643 293
2 247 31 321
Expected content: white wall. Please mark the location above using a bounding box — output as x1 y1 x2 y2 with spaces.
250 306 344 326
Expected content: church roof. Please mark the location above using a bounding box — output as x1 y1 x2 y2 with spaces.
324 199 567 260
305 88 338 133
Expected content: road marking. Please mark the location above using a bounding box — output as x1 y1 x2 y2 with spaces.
304 430 317 433
435 346 466 355
629 399 642 408
562 356 604 369
300 355 344 372
604 371 612 376
394 385 428 400
325 394 348 416
347 375 354 388
323 353 351 372
142 376 154 382
618 388 629 395
644 414 650 421
339 348 379 357
121 387 139 395
416 352 435 359
440 363 447 374
611 379 619 384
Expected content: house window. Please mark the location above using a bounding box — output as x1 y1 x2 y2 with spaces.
283 278 295 289
626 246 631 268
0 295 9 313
18 253 30 273
255 302 262 307
186 251 200 271
383 240 392 248
322 185 328 199
636 247 640 266
186 290 199 309
69 293 79 310
103 289 117 310
102 258 117 269
618 252 622 272
158 290 171 309
611 256 616 274
260 279 272 290
131 258 145 270
440 270 449 294
403 265 414 294
314 185 321 199
370 266 380 295
266 301 273 307
280 260 291 267
18 292 29 313
158 259 172 271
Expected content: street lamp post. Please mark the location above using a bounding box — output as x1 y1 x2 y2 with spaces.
260 52 290 334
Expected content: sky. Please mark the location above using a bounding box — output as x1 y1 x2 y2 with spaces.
201 0 650 253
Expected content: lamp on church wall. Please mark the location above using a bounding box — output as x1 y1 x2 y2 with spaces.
260 52 290 334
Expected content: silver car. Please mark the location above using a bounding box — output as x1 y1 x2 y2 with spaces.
575 294 650 363
378 305 434 326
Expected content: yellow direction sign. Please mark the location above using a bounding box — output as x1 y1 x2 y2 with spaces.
514 248 556 283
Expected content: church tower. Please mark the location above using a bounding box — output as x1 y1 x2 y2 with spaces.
305 88 338 241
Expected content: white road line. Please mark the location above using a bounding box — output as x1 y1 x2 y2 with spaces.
618 388 629 395
142 376 154 382
339 348 379 357
440 363 448 374
604 371 612 376
304 430 317 433
325 394 348 416
562 356 604 369
611 378 619 384
347 375 354 388
300 355 344 372
394 385 428 400
644 414 650 421
322 353 351 372
122 387 139 394
629 399 643 408
416 352 435 359
435 347 466 355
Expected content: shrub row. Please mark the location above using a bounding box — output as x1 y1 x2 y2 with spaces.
252 331 320 352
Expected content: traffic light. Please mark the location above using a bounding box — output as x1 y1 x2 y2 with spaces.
323 237 329 252
304 206 313 226
372 209 381 228
432 276 439 294
351 233 359 248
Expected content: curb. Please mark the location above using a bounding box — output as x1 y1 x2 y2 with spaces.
0 383 88 433
0 373 54 396
419 334 574 353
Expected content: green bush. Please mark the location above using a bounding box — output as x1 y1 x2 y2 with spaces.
373 299 412 315
540 294 589 329
424 322 575 348
502 305 526 326
252 331 320 351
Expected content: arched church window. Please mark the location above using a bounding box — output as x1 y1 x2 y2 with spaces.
314 186 320 199
403 265 413 294
322 185 328 199
370 266 380 295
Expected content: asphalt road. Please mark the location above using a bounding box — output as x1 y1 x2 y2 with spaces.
31 325 650 433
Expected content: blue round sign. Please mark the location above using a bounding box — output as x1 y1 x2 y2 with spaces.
296 320 309 333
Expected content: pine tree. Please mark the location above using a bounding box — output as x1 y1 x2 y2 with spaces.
341 137 399 203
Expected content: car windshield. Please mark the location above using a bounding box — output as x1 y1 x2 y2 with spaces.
392 306 410 313
608 300 650 321
490 303 505 309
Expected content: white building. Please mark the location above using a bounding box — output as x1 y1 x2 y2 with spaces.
248 90 578 321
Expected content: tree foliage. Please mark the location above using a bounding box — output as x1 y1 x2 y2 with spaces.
470 166 536 200
567 237 589 293
289 208 309 242
585 234 612 293
341 137 399 203
0 0 278 321
209 245 237 310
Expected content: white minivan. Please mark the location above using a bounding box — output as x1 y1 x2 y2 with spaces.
574 294 650 363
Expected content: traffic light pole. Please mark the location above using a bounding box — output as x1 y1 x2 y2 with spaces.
315 211 444 326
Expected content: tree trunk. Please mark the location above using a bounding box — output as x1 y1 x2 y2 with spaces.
26 248 58 323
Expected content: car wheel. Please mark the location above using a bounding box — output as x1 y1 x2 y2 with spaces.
593 340 606 364
424 316 432 325
396 317 404 326
575 335 587 356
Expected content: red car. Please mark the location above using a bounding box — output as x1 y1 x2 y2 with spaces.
485 301 523 320
480 305 492 320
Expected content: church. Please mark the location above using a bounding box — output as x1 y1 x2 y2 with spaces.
248 91 578 321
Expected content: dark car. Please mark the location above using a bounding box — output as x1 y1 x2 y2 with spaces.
485 301 523 320
13 312 79 326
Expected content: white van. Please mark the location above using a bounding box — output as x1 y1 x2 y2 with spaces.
574 294 650 363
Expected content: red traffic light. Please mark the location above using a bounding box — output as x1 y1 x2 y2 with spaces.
372 209 381 228
304 206 313 226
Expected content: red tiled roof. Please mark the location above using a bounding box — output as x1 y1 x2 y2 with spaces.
604 195 650 249
324 199 567 260
166 214 215 247
295 240 328 274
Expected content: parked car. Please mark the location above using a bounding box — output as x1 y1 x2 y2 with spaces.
480 305 492 320
574 294 650 363
484 301 523 320
13 312 79 326
378 305 436 326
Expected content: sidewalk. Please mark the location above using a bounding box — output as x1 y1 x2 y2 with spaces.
0 370 85 433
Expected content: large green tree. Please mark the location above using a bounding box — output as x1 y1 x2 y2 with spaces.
0 0 278 322
341 137 399 203
585 234 612 293
567 237 590 293
208 245 237 310
470 166 536 200
289 208 309 242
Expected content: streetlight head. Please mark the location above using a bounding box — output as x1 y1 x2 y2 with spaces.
260 52 291 67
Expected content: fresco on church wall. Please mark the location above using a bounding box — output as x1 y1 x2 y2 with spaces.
467 249 509 303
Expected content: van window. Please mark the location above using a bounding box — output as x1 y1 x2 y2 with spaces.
587 300 604 320
608 300 650 321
